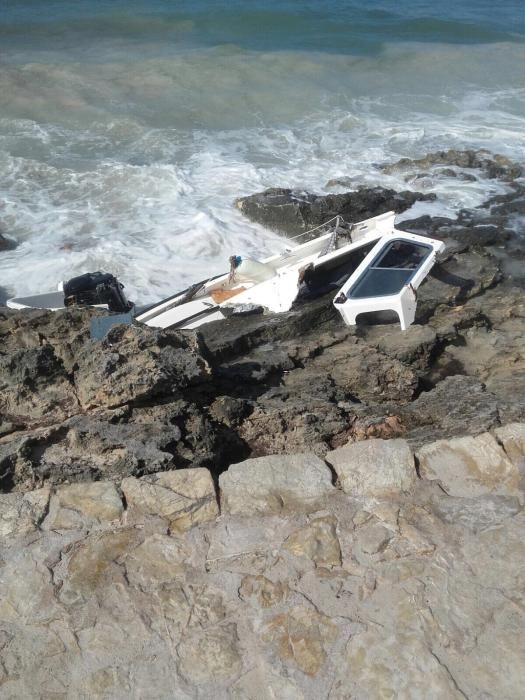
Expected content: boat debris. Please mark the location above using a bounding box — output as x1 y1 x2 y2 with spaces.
7 211 446 331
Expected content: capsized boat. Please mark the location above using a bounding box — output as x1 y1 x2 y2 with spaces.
6 211 445 331
136 211 445 331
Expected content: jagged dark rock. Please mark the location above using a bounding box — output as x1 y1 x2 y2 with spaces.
0 230 17 252
234 186 435 236
382 148 523 181
1 169 524 492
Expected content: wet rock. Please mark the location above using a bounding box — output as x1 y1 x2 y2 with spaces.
0 306 103 373
237 393 347 456
382 148 522 181
362 324 438 370
418 432 520 498
412 377 500 443
219 453 335 515
0 231 17 251
121 468 218 532
322 342 420 403
235 186 434 236
0 415 183 492
416 248 502 320
326 438 416 498
42 481 123 530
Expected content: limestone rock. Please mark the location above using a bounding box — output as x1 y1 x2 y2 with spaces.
230 665 304 700
354 522 393 556
121 468 218 532
418 432 520 498
42 481 123 530
495 422 525 468
284 515 342 568
431 493 521 532
238 575 288 608
124 534 188 590
205 516 297 574
74 323 209 409
61 528 142 601
331 628 465 699
0 487 50 537
0 345 78 423
176 623 242 683
219 454 335 515
326 438 416 498
263 605 338 676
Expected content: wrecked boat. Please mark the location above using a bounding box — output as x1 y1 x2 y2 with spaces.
6 211 445 331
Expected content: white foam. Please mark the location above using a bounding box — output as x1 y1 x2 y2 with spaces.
1 42 525 303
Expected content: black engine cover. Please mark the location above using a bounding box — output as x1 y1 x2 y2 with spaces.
63 271 131 312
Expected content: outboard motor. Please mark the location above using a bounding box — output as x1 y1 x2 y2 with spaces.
63 271 132 312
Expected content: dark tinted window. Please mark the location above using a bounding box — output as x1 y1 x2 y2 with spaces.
348 239 431 299
374 240 430 269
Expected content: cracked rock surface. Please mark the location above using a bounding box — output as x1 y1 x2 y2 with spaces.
0 426 524 698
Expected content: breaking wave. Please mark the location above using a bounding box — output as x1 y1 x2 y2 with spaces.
1 0 525 303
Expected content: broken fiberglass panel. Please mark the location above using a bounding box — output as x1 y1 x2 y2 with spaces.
347 239 432 299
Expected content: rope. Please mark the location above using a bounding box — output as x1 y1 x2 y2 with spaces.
286 214 345 241
319 216 342 257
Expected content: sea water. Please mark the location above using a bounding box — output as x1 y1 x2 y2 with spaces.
1 0 524 302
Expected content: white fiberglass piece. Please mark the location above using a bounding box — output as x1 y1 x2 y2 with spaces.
137 211 394 330
333 231 445 330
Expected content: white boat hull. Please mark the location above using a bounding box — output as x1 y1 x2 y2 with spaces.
7 211 445 332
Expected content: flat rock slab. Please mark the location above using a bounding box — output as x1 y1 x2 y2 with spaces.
42 481 124 530
418 432 520 498
121 468 218 532
495 423 525 468
325 438 416 498
0 487 51 537
219 454 335 515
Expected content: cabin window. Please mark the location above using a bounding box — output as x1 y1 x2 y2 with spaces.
348 239 432 299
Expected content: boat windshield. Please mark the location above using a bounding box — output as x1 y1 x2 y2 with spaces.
347 239 432 299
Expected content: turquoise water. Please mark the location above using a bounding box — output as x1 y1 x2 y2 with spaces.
1 1 525 301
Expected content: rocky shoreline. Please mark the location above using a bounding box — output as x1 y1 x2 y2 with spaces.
1 148 525 697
